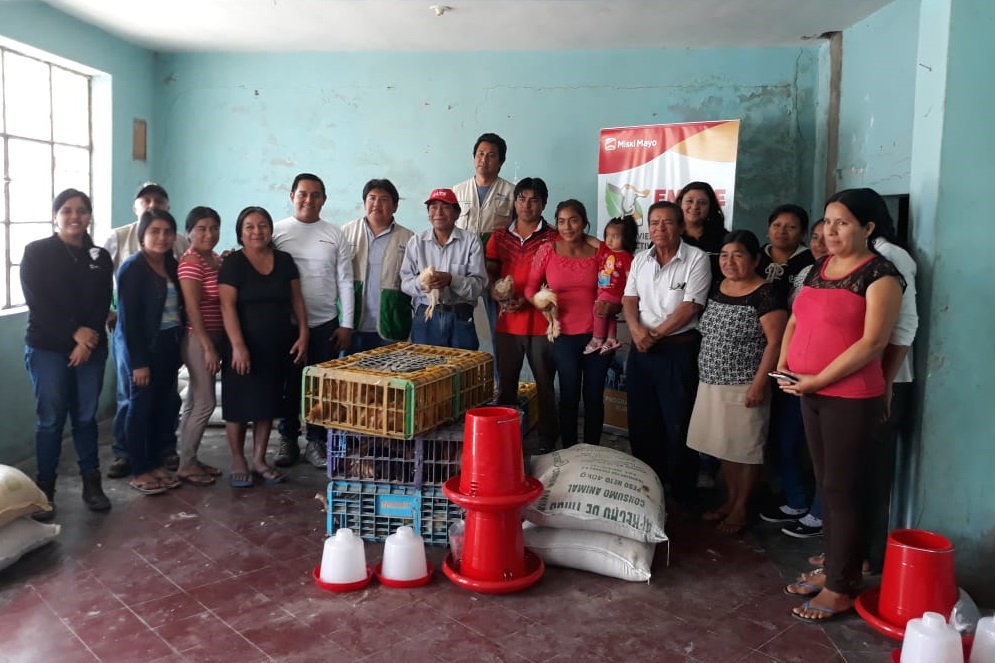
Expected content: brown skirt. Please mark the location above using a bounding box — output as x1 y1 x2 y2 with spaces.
687 382 769 465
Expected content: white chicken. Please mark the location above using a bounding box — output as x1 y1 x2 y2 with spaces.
532 286 560 342
492 275 515 308
418 266 441 320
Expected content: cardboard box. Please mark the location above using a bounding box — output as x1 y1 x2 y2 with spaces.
602 320 630 432
603 388 628 431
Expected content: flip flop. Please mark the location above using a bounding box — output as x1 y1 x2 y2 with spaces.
229 471 254 488
252 467 287 485
703 509 730 522
716 520 748 535
129 478 168 495
178 472 216 487
792 599 854 624
196 461 223 477
784 579 823 599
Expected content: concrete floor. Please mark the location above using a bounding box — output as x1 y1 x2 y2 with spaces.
0 421 899 662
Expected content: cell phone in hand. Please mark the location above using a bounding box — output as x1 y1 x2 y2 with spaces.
768 371 800 384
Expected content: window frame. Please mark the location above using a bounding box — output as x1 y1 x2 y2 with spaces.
1 43 93 311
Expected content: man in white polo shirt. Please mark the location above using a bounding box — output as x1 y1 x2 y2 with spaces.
622 200 711 514
272 173 354 469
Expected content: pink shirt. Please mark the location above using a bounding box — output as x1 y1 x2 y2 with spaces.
788 255 901 399
525 242 599 336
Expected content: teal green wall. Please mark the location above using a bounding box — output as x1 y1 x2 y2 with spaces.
839 0 994 603
152 47 823 247
837 0 920 194
908 0 995 605
0 2 156 464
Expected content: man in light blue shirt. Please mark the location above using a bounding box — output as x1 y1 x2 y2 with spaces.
400 188 486 350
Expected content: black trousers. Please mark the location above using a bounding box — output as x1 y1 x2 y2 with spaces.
625 339 700 505
279 318 339 442
801 393 884 596
494 332 558 447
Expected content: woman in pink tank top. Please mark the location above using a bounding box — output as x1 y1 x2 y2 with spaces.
774 189 904 623
526 199 612 448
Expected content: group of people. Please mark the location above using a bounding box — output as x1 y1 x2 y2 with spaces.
617 185 917 623
21 129 917 623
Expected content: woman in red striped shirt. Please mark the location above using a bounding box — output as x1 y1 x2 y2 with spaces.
176 207 225 486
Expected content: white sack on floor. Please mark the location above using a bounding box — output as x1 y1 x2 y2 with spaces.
0 465 51 526
526 444 667 543
523 523 655 582
0 517 60 571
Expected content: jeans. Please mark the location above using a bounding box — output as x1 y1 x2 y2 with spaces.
112 327 178 461
411 306 479 351
125 328 183 476
25 345 108 483
625 339 700 505
773 391 810 510
279 319 339 442
552 333 611 448
112 328 130 460
350 331 392 355
481 291 500 390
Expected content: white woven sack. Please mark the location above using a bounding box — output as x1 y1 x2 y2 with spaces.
0 465 51 527
526 444 667 543
523 524 655 582
0 517 60 571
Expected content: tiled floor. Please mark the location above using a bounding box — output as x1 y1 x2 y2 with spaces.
0 423 899 662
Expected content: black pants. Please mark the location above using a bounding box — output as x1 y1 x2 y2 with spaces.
552 333 611 447
801 393 883 595
279 318 339 442
625 339 700 505
495 332 558 447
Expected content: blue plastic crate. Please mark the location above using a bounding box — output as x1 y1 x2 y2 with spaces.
325 423 462 488
327 480 462 545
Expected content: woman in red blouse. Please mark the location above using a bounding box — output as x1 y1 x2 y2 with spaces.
526 200 611 448
775 189 904 622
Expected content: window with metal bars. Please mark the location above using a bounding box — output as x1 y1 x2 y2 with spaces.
1 45 92 310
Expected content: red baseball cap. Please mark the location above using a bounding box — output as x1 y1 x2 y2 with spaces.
424 188 459 207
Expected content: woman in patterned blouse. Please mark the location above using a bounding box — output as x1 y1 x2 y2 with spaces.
687 230 788 534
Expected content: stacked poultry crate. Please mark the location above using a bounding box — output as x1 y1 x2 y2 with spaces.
303 342 505 544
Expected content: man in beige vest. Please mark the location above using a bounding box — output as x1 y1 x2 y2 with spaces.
453 133 515 392
104 183 189 478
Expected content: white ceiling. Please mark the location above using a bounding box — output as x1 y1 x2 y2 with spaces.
43 0 892 52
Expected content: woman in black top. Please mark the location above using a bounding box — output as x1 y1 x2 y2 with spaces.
21 189 114 518
757 204 815 296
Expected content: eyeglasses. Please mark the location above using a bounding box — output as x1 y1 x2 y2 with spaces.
516 196 542 205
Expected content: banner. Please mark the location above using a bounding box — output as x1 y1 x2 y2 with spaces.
597 120 740 432
597 120 741 249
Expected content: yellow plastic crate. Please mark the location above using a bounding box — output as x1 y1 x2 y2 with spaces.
518 381 539 433
302 342 493 439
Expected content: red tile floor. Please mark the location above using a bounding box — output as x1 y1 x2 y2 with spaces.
0 423 899 662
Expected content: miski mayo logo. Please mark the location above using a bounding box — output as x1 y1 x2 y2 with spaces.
604 136 658 151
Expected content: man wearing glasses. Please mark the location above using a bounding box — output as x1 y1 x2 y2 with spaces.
485 178 559 451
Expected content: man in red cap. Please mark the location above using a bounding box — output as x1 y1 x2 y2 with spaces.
400 188 486 350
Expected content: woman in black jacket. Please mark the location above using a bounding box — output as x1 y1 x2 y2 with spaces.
22 189 113 518
116 209 185 494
